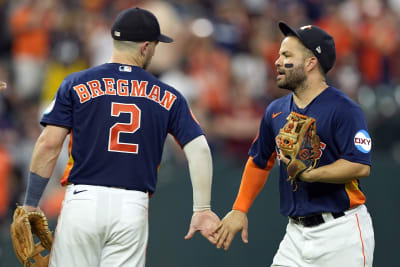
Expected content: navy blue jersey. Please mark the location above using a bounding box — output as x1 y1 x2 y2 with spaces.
249 86 372 216
41 63 204 193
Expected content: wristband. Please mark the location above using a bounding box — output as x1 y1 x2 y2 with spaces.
23 172 49 207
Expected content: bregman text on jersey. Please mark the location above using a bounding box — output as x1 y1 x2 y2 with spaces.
73 78 177 110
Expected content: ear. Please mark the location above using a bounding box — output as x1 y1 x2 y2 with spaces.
305 56 318 72
140 41 151 56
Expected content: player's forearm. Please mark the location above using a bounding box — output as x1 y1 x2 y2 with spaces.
30 144 61 179
302 159 370 184
24 126 68 207
30 137 62 177
30 125 69 177
233 156 275 213
183 135 212 211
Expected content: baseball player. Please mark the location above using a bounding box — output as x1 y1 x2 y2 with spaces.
20 7 219 267
213 22 375 267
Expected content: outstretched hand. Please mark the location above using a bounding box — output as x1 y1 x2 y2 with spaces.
185 210 220 243
212 210 248 250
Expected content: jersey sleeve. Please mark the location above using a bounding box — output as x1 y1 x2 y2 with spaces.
40 79 73 129
168 94 204 147
248 109 277 169
334 104 371 165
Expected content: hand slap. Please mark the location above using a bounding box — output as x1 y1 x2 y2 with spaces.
184 210 220 244
212 210 248 250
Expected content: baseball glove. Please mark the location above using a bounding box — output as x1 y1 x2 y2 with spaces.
10 206 53 267
276 112 320 188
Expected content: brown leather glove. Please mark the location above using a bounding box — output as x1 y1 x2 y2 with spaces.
277 112 321 188
10 206 53 267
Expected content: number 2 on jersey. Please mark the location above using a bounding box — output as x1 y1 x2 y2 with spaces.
108 102 141 154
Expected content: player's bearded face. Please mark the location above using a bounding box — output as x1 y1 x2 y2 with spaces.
276 62 307 91
275 37 308 91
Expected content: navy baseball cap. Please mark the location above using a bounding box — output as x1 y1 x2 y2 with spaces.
111 7 173 43
278 21 336 73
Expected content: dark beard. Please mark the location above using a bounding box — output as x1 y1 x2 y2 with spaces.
277 64 307 91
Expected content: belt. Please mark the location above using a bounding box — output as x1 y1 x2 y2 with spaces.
290 211 345 227
67 183 148 193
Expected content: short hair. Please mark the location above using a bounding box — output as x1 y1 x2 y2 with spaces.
113 39 141 52
301 44 325 78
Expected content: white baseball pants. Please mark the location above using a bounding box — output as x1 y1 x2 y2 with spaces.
272 204 374 267
49 184 149 267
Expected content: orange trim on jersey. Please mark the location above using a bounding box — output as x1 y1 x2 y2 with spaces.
345 180 366 208
355 214 366 267
233 154 276 213
251 129 260 145
189 109 200 125
61 132 74 186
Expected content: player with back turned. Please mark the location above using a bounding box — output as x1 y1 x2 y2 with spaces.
213 22 375 267
12 7 219 267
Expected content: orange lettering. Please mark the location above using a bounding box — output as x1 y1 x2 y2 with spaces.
117 79 129 96
87 80 104 98
130 80 147 97
160 90 177 110
103 78 116 95
320 142 327 149
148 85 160 102
73 84 91 103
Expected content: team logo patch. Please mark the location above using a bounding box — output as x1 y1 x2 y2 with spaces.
43 99 55 115
119 65 132 72
354 130 371 153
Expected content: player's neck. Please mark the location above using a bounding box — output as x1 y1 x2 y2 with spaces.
109 52 144 68
293 80 328 109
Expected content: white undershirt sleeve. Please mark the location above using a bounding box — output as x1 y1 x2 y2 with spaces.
183 135 213 212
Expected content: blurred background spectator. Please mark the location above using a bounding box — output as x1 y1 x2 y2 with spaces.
0 0 399 266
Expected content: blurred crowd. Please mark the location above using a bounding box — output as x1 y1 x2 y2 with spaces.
0 0 399 224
